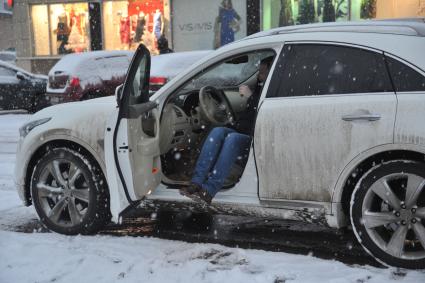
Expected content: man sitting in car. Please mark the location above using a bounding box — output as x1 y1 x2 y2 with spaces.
179 56 274 204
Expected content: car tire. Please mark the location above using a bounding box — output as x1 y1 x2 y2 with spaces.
351 160 425 269
31 147 110 235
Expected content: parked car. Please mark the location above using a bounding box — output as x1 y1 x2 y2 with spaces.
47 51 133 105
15 20 425 269
0 50 17 65
0 61 48 112
47 50 210 105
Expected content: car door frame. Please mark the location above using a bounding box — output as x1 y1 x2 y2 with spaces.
106 44 164 221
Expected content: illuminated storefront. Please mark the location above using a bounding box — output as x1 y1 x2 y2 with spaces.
262 0 425 30
30 0 170 56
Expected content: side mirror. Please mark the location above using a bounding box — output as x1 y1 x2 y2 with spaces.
16 72 26 81
115 84 124 106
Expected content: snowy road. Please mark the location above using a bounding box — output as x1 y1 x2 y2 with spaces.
0 114 424 283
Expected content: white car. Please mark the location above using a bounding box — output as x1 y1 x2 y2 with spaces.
15 20 425 269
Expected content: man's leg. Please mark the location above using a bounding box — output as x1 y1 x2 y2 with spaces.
201 132 252 198
191 127 236 186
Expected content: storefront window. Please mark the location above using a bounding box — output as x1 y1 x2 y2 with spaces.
49 3 90 55
31 5 50 56
31 3 91 56
2 0 13 12
172 0 247 51
263 0 425 30
103 0 169 54
351 0 425 20
262 0 349 29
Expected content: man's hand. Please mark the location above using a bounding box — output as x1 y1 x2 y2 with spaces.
239 85 252 97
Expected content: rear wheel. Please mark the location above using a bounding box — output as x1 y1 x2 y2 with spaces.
351 160 425 269
31 147 110 235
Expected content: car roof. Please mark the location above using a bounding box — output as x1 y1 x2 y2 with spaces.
0 60 31 75
245 18 425 40
49 50 134 74
0 60 47 79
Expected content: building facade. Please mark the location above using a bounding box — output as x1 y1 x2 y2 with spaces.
12 0 425 74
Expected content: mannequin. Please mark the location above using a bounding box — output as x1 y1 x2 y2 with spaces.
133 11 146 43
66 16 86 53
153 9 164 40
55 12 70 54
119 11 131 49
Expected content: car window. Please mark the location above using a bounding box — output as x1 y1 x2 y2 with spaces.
270 44 393 98
385 56 425 92
183 50 275 91
0 66 16 77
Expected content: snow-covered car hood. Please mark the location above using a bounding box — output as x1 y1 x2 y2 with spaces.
32 96 116 121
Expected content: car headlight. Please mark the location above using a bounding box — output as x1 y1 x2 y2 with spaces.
19 118 51 138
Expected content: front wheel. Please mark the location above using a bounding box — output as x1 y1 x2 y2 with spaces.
31 147 110 235
351 160 425 269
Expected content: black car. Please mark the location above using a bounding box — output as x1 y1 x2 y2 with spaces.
0 61 49 112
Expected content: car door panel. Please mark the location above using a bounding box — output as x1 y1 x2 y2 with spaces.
105 44 161 221
255 94 396 202
254 43 397 203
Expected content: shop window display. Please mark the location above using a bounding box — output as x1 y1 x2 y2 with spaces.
50 3 90 55
263 0 425 30
103 0 169 54
31 3 90 56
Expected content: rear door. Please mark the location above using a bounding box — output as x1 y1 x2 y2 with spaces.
254 43 397 203
105 44 162 220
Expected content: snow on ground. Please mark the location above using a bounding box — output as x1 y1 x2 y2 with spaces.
0 114 424 283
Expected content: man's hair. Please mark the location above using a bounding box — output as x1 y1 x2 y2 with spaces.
260 56 274 69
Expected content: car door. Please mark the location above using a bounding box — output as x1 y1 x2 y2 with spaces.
105 44 161 221
254 43 397 203
0 65 19 110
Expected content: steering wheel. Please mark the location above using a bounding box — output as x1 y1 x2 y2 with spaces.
198 86 235 126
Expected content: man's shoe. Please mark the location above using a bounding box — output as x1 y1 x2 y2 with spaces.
197 188 213 205
179 183 201 197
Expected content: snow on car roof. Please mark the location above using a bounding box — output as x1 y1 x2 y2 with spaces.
151 50 211 78
49 50 135 75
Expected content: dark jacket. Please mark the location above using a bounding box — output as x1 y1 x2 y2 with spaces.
232 84 262 135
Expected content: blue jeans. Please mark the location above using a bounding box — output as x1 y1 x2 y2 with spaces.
191 127 252 197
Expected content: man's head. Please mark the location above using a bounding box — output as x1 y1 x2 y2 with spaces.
258 56 274 83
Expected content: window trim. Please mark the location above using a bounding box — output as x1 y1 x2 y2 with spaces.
267 40 395 99
384 52 425 94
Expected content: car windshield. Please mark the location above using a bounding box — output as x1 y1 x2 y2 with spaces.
182 50 275 91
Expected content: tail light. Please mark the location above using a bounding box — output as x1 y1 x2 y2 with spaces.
69 77 80 88
150 76 167 85
149 76 167 92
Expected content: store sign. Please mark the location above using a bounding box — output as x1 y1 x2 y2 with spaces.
7 0 13 8
172 0 247 51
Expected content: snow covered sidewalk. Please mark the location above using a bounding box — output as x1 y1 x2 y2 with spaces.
0 114 424 283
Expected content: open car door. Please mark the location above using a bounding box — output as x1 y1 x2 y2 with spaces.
105 44 162 222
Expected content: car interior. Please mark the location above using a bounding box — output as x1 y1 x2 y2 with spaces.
155 50 276 189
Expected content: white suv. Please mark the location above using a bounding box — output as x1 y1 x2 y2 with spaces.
15 20 425 269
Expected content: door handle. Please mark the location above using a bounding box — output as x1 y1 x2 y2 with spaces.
342 114 381 121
